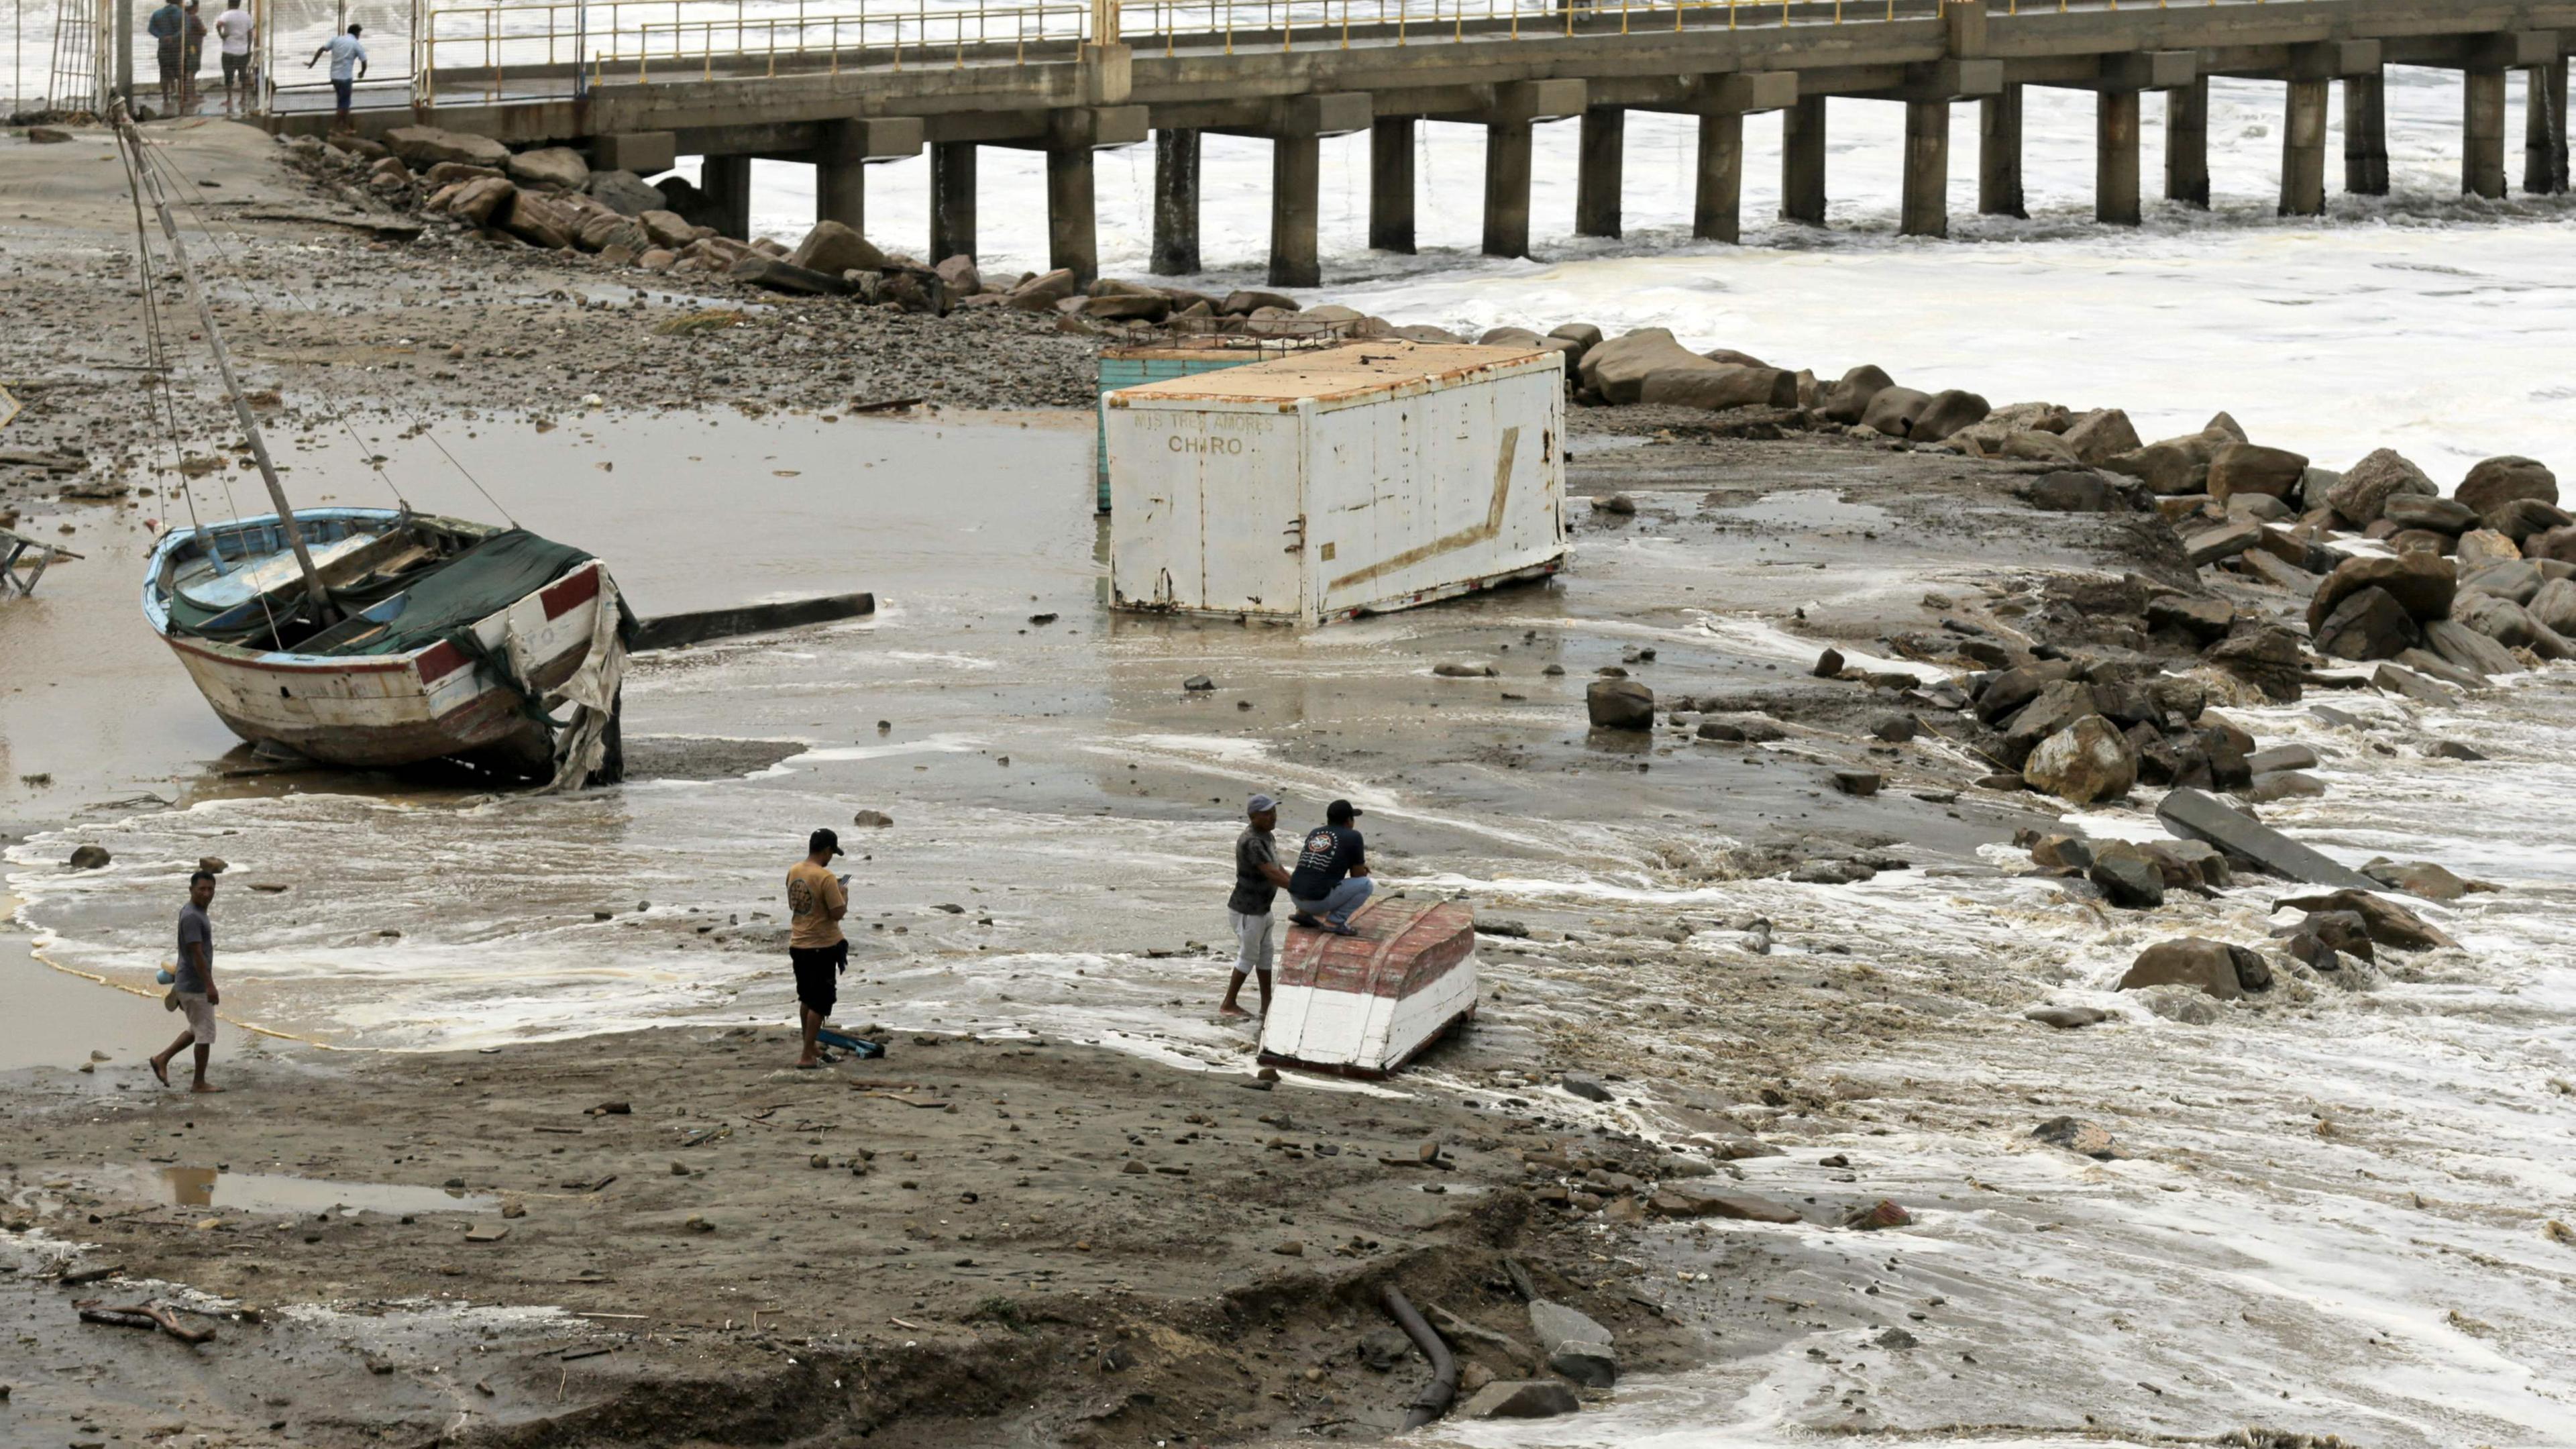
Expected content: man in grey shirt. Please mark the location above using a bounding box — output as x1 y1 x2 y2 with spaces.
1220 794 1293 1018
151 870 223 1092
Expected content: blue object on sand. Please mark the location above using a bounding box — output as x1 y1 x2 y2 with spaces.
816 1027 884 1058
156 968 176 985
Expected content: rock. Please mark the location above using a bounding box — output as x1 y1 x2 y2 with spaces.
1652 1185 1799 1222
1697 716 1785 744
387 125 511 168
1560 1073 1613 1103
1586 679 1654 730
2313 586 2422 661
1829 769 1882 798
2324 447 2438 527
2147 594 2234 643
2296 909 2377 962
2027 834 2094 870
1975 661 2080 724
1591 492 1637 516
26 125 71 143
2061 408 2142 464
1578 329 1722 404
2206 443 2309 504
2392 649 2485 690
500 191 576 249
784 219 885 276
1006 268 1080 311
2120 937 2270 1000
1527 1300 1617 1387
2090 854 2165 909
2204 625 2307 701
1478 325 1546 348
1818 365 1894 424
2485 498 2576 544
2455 591 2571 659
2025 716 2137 804
2156 788 2379 888
1843 1199 1913 1230
1356 1325 1415 1371
1432 661 1497 679
2025 1005 2110 1029
445 175 517 227
2383 495 2481 535
575 211 646 254
2184 521 2265 568
1458 1380 1580 1419
2421 619 2520 677
2455 529 2524 569
2029 471 2132 513
849 809 894 830
730 256 847 296
423 160 502 189
2528 578 2576 635
504 146 588 190
1859 385 1933 437
2307 552 2457 631
2360 859 2477 902
1909 389 1990 443
933 254 982 297
2271 889 2458 951
1082 293 1173 321
2104 427 2227 495
2000 680 2106 763
68 845 111 870
2031 1116 2118 1159
583 168 663 216
1220 289 1298 316
1870 714 1918 743
1548 322 1604 358
2457 455 2558 515
2372 661 2458 704
1638 364 1798 411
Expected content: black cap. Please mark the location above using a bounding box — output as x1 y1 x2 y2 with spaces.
1326 799 1361 823
809 828 843 857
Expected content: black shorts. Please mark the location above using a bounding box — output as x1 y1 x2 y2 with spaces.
156 42 183 82
790 942 845 1016
331 77 354 109
222 53 249 81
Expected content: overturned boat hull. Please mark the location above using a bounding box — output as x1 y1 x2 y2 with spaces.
1258 898 1479 1080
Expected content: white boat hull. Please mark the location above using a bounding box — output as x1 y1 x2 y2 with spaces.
1259 898 1479 1079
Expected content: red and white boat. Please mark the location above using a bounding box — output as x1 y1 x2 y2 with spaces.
1258 898 1480 1079
144 509 625 780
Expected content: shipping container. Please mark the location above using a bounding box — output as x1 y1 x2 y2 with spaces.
1093 339 1338 513
1104 342 1567 624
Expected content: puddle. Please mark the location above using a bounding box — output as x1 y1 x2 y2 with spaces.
122 1165 496 1216
1701 487 1897 530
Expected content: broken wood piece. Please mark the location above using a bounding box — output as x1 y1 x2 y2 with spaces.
629 592 875 652
58 1264 124 1286
76 1301 217 1344
559 1344 611 1360
847 396 925 415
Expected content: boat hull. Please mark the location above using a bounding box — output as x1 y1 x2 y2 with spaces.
1258 898 1479 1080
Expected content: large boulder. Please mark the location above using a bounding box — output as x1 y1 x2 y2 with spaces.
1006 268 1080 311
2023 715 2138 804
2456 455 2558 515
585 168 665 216
729 255 849 296
2061 408 2142 464
2000 679 2104 762
2454 591 2571 658
1975 660 2082 724
1587 679 1655 731
443 174 517 226
1859 386 1933 437
2381 494 2480 534
499 191 575 249
2422 617 2521 676
638 209 694 248
2156 788 2379 888
504 146 589 191
786 219 886 276
1527 1300 1616 1387
2528 578 2576 635
1457 1380 1580 1419
1912 389 1991 443
2206 443 2309 505
387 125 510 168
2527 525 2576 564
2312 586 2421 661
1638 365 1798 411
1580 329 1713 405
574 211 647 254
2485 498 2575 544
1548 323 1604 363
2104 423 2235 496
2306 552 2456 632
2271 889 2458 951
2455 528 2523 569
2324 448 2439 527
1819 365 1893 425
2119 937 2271 1000
1220 289 1297 316
2089 851 2166 909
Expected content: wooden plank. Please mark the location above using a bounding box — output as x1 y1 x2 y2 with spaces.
629 592 875 652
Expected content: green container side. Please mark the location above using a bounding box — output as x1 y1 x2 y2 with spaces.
1095 354 1269 513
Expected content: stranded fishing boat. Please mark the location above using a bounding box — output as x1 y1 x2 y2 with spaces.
1258 898 1479 1079
113 109 628 786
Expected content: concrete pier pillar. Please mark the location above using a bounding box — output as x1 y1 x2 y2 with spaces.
1781 95 1827 225
1575 107 1624 237
700 154 753 239
1046 146 1097 284
930 142 977 262
1483 120 1534 258
1900 100 1949 238
1151 128 1201 275
2532 59 2573 194
2165 77 2210 207
1978 85 2025 218
2282 79 2329 215
1269 132 1321 288
2344 71 2390 195
2096 91 2141 226
816 159 865 233
1369 117 1415 253
1693 111 1743 242
2465 68 2508 198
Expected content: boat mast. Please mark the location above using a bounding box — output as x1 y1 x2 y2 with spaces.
114 106 333 621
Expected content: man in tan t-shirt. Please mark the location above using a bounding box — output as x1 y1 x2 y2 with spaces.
786 828 849 1067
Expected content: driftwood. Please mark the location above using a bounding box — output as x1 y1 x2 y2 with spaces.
629 592 875 652
76 1300 217 1344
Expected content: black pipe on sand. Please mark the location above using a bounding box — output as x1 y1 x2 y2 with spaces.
1382 1285 1458 1429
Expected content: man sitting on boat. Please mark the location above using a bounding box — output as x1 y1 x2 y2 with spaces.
1286 800 1372 936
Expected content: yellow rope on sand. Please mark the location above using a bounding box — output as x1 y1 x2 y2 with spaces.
19 936 348 1051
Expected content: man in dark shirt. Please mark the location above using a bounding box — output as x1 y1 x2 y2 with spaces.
146 0 186 115
1222 794 1293 1018
150 870 223 1092
1286 799 1373 934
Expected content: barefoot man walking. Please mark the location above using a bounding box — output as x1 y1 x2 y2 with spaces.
786 828 849 1068
1220 794 1293 1018
151 870 223 1092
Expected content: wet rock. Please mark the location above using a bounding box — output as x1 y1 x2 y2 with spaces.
2271 889 2458 951
1859 385 1933 437
2295 909 2377 963
2529 578 2576 635
2156 788 2376 888
2421 619 2521 677
1560 1073 1613 1103
442 174 516 227
2457 455 2558 515
2028 471 2131 513
504 146 588 191
2526 525 2576 564
851 810 894 828
2025 716 2137 804
1591 492 1636 515
2137 985 2222 1025
1696 716 1786 744
1911 389 1990 443
2090 855 2165 909
2184 520 2264 568
2026 833 2094 870
1870 714 1919 743
2484 498 2576 545
1356 1326 1415 1371
2206 443 2309 504
1653 1186 1799 1222
2383 495 2481 535
2162 839 2232 888
1789 859 1876 884
1005 268 1080 311
1874 1326 1921 1350
2456 592 2571 659
1586 679 1654 730
2309 553 2457 633
731 255 847 296
1977 771 2028 791
68 845 111 870
2204 625 2306 702
2324 447 2438 527
2360 858 2478 902
1433 661 1497 678
197 856 227 874
1578 328 1713 405
2147 594 2233 643
1528 1300 1617 1387
2031 1116 2118 1159
1459 1379 1580 1419
387 125 510 168
2119 937 2269 1000
1220 289 1298 315
1829 769 1882 798
1639 364 1798 412
2245 744 2319 775
1181 675 1216 692
2025 1005 2110 1029
2372 662 2458 704
1842 1199 1913 1230
2061 408 2141 464
1818 364 1894 425
2313 586 2422 661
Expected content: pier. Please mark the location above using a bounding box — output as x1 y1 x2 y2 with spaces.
275 0 2573 282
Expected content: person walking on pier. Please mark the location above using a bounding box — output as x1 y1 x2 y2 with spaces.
149 870 223 1093
213 0 254 118
307 22 366 135
1286 800 1373 936
180 1 208 115
785 828 849 1069
1221 794 1293 1018
146 0 186 117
